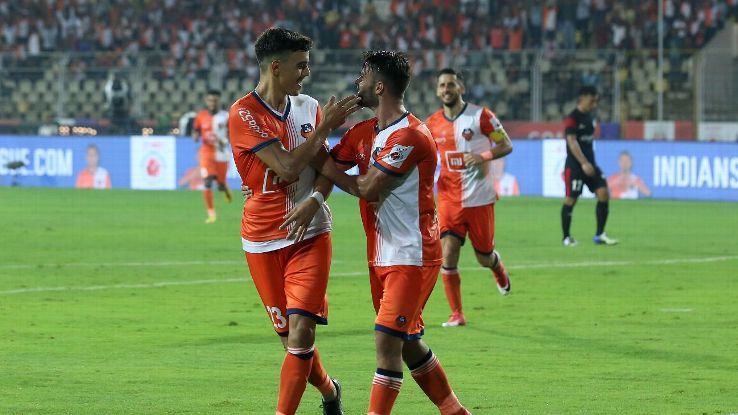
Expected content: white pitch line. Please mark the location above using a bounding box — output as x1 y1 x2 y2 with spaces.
659 308 693 313
0 259 345 270
0 271 368 295
1 255 736 296
507 255 738 270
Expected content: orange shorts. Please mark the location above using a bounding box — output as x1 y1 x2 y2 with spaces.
244 232 331 336
214 161 228 183
438 202 496 255
199 150 217 179
370 265 440 340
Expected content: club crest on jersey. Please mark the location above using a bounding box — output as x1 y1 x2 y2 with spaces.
300 123 314 138
381 144 414 168
357 144 367 161
396 315 407 327
462 128 474 141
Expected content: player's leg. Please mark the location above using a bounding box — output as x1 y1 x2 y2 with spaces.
403 341 471 415
282 233 342 414
469 204 510 296
562 166 581 246
401 265 471 415
368 266 415 414
199 151 218 222
215 161 232 203
244 250 300 414
590 168 617 245
438 201 467 327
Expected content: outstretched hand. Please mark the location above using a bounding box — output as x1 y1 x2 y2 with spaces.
318 95 361 133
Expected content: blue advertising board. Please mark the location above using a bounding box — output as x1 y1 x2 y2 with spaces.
2 135 737 202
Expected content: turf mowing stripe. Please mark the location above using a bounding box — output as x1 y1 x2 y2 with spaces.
2 255 737 296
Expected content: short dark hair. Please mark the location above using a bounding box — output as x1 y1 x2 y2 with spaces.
206 89 221 96
578 85 598 97
437 67 464 83
362 50 411 97
254 27 313 67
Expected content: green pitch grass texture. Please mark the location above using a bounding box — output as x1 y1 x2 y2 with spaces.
1 187 737 414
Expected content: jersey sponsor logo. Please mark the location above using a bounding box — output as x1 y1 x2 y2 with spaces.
381 144 414 168
300 123 314 138
435 135 447 145
580 134 594 143
262 167 297 193
462 128 474 141
445 151 466 171
238 109 269 138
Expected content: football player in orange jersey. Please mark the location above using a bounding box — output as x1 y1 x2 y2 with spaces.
425 68 513 328
192 89 232 223
228 28 359 415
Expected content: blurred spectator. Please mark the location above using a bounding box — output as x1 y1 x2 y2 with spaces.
0 0 730 65
104 72 132 134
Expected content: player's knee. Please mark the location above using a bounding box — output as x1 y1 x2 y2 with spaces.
476 251 498 268
375 331 403 360
287 316 316 349
599 189 610 201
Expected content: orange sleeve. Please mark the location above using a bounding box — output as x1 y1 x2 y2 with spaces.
330 130 359 168
480 107 503 136
228 105 280 154
372 129 426 177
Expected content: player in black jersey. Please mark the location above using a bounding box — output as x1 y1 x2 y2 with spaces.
560 86 618 246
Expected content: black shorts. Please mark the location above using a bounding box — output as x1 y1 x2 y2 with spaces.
564 164 607 197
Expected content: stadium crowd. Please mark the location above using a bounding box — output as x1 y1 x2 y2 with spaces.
1 0 736 72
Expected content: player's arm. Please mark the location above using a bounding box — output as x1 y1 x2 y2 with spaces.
563 115 595 176
255 96 360 183
465 110 513 167
565 133 595 176
352 129 423 202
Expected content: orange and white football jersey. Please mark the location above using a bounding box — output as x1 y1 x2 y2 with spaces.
229 91 330 253
426 103 504 207
354 113 441 267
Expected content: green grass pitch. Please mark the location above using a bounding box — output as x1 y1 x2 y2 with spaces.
1 187 737 414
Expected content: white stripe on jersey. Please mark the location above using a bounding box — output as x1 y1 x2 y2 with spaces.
371 117 424 267
452 103 497 207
